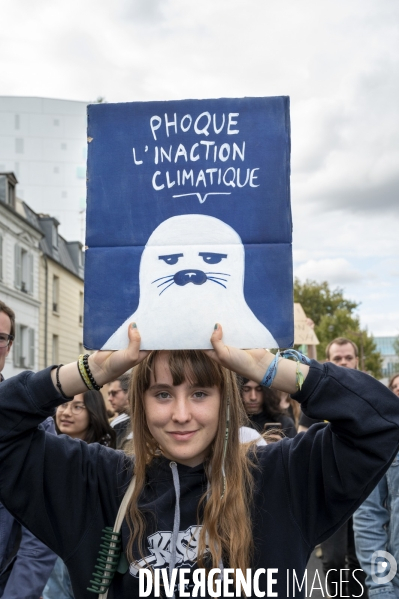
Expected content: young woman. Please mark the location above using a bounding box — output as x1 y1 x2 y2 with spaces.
0 324 398 599
389 372 399 397
54 389 116 447
42 390 116 599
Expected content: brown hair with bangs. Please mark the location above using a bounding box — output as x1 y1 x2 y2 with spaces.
125 350 256 578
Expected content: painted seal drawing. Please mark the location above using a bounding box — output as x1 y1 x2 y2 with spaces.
102 214 278 350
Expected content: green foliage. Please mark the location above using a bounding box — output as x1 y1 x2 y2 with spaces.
293 279 358 326
394 336 399 358
294 278 383 378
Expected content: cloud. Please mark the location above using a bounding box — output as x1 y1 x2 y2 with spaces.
118 0 166 22
294 258 364 286
0 0 398 336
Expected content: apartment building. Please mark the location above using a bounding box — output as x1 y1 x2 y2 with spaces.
0 171 85 375
0 172 42 377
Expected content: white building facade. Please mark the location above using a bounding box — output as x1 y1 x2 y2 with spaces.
0 173 42 377
0 96 88 242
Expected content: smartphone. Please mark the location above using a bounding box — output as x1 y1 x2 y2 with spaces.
263 423 282 432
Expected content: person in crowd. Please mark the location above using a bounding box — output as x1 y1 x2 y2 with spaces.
0 323 398 598
55 389 116 447
108 373 131 448
43 390 116 599
274 388 301 428
389 373 399 398
0 300 57 599
353 372 399 599
241 378 296 437
298 336 367 597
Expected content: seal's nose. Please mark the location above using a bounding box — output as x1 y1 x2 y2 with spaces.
174 270 207 286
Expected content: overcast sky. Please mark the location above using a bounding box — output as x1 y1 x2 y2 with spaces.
1 0 398 337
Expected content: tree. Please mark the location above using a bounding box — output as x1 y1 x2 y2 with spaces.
394 335 399 359
294 278 382 378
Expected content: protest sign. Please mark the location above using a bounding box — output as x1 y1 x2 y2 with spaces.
84 96 293 350
293 303 320 346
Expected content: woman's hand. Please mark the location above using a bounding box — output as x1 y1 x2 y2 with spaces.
52 324 149 398
88 324 149 386
207 324 274 383
208 324 309 394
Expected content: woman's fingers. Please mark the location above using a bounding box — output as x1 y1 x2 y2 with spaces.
126 323 142 359
209 323 225 360
209 324 273 382
91 323 149 385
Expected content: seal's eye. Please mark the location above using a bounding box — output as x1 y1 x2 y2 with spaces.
198 252 227 264
158 253 183 265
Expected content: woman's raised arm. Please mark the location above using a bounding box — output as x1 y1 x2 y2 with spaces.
209 323 310 393
51 324 148 398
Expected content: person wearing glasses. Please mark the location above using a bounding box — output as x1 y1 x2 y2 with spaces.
0 303 14 383
0 300 57 599
108 373 132 448
42 389 116 599
55 390 116 446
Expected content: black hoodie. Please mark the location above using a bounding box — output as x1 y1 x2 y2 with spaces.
0 361 398 598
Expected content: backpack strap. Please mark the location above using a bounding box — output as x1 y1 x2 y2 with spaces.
87 475 136 598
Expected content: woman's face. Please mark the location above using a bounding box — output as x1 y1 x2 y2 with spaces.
391 376 399 398
56 394 90 440
144 353 221 468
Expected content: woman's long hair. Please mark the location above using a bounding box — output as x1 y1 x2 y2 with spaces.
241 378 301 425
126 350 256 575
240 377 282 417
55 390 116 448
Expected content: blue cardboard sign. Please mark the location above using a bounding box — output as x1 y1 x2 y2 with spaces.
84 96 293 350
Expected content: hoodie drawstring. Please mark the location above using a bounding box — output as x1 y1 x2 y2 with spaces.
169 462 224 597
169 461 181 598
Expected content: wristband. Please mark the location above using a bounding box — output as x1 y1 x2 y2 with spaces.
260 349 311 391
260 351 281 388
78 355 94 390
82 353 103 391
55 364 73 399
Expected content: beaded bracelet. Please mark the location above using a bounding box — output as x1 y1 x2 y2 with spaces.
80 353 102 391
261 349 311 391
78 354 94 390
55 364 73 399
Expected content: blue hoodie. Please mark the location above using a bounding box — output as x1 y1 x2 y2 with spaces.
0 362 398 598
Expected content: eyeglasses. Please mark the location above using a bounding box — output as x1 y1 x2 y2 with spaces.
108 390 122 397
0 333 14 348
58 402 87 415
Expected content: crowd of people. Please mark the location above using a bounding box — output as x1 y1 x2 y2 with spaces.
0 298 398 598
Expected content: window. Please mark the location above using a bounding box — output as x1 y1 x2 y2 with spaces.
14 245 33 294
7 180 15 207
0 176 15 206
13 325 35 369
53 119 60 126
0 176 5 203
53 166 59 174
79 342 84 356
61 142 67 150
61 191 67 198
53 275 59 313
15 138 24 154
52 335 59 364
79 291 84 325
76 166 86 179
52 225 58 249
15 115 20 130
